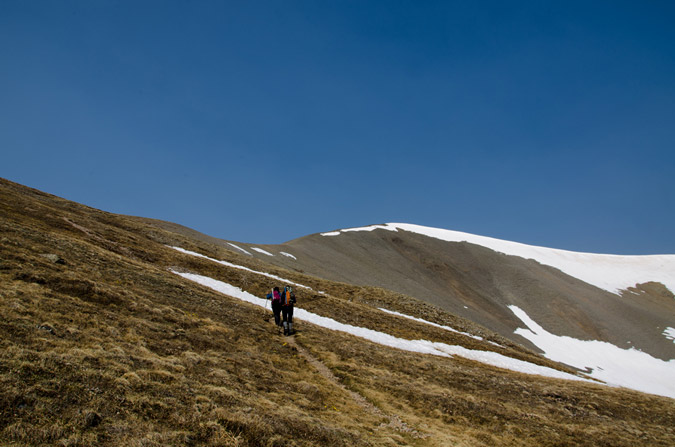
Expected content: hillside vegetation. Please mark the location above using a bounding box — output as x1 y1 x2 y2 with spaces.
1 178 674 446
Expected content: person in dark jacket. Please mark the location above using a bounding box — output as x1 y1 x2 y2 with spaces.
281 285 296 335
266 286 282 327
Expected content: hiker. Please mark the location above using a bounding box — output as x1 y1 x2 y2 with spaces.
281 285 296 335
266 286 282 327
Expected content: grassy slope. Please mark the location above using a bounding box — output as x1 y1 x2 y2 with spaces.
1 178 674 447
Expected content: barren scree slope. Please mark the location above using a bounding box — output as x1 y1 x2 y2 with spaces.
236 223 675 365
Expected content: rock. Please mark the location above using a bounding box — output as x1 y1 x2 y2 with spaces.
40 253 66 265
84 411 102 428
37 323 57 336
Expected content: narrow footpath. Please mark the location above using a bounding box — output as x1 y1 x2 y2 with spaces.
285 335 428 439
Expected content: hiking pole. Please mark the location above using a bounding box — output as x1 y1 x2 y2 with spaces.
262 289 271 322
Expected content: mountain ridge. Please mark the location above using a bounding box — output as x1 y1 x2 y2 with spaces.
319 223 675 293
128 216 675 362
201 222 675 364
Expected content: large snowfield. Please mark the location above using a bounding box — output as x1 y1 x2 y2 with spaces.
322 223 675 295
171 246 675 399
509 305 675 399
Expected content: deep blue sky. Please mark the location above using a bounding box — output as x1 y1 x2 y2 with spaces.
2 1 674 254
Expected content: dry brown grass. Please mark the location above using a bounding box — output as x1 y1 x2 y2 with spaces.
1 177 674 446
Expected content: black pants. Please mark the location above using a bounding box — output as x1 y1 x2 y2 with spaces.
282 305 293 324
272 300 282 326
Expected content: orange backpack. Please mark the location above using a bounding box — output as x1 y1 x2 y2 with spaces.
282 288 294 306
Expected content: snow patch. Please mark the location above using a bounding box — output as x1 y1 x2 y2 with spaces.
665 327 675 343
251 247 274 256
170 246 311 290
320 231 341 236
227 243 252 256
322 225 390 236
280 252 297 260
379 308 484 341
324 223 675 295
172 270 588 384
509 305 675 399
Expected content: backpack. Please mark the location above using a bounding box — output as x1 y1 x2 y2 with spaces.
282 287 295 306
272 289 281 302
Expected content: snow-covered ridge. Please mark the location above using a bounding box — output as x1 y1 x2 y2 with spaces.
322 223 675 295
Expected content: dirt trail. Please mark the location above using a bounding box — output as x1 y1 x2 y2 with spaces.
286 336 428 439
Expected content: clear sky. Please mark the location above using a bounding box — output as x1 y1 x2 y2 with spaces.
2 1 674 254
